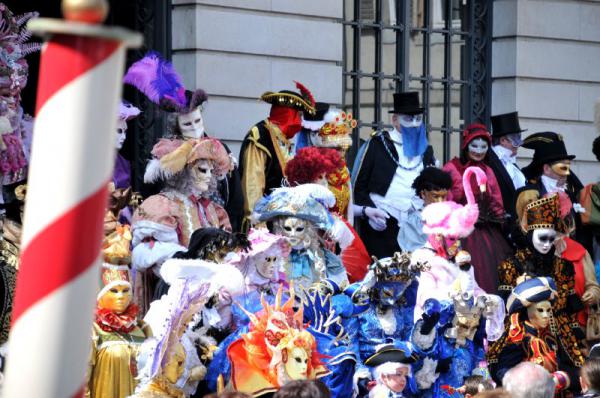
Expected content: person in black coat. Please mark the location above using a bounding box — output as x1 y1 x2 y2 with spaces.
488 112 528 224
353 92 435 259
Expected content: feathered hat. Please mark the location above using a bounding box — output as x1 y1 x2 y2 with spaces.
260 81 317 115
226 228 291 272
251 184 336 231
0 4 41 95
123 51 208 114
227 286 328 394
137 280 210 384
144 136 234 183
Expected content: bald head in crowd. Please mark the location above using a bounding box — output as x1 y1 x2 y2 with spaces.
502 362 555 398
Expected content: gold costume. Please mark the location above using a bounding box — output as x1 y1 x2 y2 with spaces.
88 321 150 398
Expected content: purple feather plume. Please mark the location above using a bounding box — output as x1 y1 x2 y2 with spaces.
123 51 187 108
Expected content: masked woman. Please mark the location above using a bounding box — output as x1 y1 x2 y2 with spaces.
442 123 513 293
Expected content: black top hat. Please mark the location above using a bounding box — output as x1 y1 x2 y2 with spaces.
490 111 527 138
388 92 424 115
303 102 330 122
364 343 417 367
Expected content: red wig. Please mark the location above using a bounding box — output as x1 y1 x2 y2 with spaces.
286 147 342 185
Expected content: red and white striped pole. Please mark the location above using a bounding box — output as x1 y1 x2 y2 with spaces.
3 1 141 397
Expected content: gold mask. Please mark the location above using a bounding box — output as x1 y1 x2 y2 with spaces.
163 342 186 384
550 160 571 177
97 284 132 314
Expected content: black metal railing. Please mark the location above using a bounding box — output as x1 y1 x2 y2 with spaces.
343 0 492 165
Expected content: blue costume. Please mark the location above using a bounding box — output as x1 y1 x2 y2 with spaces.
351 253 426 389
411 294 502 398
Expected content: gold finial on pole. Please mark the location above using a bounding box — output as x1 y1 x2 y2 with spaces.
61 0 109 24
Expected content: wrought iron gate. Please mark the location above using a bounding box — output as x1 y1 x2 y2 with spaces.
342 0 493 164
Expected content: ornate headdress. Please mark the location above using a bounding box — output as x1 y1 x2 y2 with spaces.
0 4 40 96
260 81 316 115
226 228 291 274
316 109 356 150
227 287 328 395
523 194 560 231
144 136 234 183
123 51 208 114
370 252 428 284
97 225 133 299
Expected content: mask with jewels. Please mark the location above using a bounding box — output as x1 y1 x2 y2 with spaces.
177 106 205 139
371 253 428 307
273 217 311 250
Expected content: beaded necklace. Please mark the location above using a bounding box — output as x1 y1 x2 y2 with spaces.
379 134 422 171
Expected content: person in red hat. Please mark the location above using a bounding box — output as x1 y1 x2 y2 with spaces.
442 123 512 294
238 82 317 230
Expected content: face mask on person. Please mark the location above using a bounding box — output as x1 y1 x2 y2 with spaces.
97 284 132 314
531 228 557 255
467 138 489 162
177 106 205 139
116 119 127 150
527 300 552 330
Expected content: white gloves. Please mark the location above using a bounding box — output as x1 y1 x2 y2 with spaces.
364 207 389 231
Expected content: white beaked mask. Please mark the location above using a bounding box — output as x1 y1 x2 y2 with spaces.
177 106 205 139
116 119 127 150
531 228 557 255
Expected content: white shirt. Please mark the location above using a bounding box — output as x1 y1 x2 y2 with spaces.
370 128 423 218
492 145 526 189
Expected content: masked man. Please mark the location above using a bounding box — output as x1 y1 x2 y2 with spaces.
354 92 435 259
488 112 527 223
238 82 316 229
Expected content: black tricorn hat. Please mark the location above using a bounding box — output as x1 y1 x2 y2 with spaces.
303 102 330 122
491 111 527 138
364 343 418 367
522 132 575 163
521 132 575 179
388 91 424 115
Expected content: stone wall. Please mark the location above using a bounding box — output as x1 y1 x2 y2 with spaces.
171 0 344 157
492 0 600 185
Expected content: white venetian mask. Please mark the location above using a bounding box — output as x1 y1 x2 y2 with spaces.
526 300 552 330
189 159 214 193
274 217 310 250
116 119 127 150
468 138 489 162
531 228 557 255
177 106 205 139
398 113 423 128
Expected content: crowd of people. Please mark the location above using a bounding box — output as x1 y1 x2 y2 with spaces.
3 3 600 397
